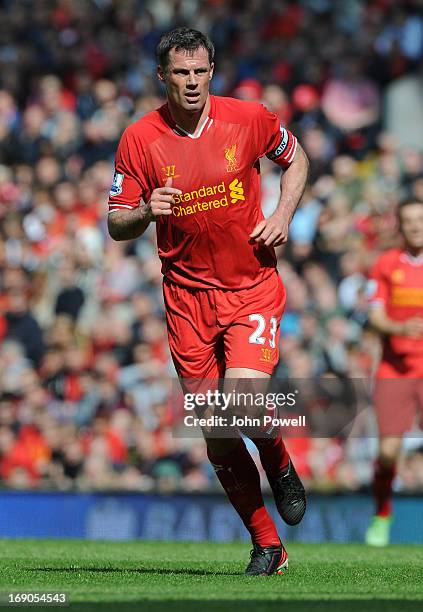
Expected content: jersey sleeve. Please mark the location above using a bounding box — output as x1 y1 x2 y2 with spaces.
366 256 389 309
108 127 148 213
253 104 298 168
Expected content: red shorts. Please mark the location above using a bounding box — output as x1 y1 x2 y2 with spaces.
163 272 286 379
374 359 423 436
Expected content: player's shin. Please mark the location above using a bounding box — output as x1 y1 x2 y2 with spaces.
236 402 290 479
249 427 290 480
238 408 306 526
373 457 396 517
206 438 280 547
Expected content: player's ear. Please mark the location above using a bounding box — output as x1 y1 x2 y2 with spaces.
209 63 214 80
157 65 165 83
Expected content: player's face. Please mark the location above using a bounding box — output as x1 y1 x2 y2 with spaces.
399 202 423 251
158 47 213 113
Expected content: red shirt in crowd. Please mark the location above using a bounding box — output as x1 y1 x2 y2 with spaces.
368 248 423 373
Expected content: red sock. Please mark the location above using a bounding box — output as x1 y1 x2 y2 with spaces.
252 433 290 480
207 439 280 547
373 459 395 517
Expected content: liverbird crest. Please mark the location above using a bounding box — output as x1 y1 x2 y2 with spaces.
224 144 238 171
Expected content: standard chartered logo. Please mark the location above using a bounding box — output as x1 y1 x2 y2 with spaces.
172 177 246 217
229 178 245 203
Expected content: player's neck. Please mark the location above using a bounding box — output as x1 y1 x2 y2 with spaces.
405 245 423 259
167 96 211 137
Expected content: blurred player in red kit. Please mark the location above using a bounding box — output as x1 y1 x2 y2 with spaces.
365 198 423 546
108 28 309 574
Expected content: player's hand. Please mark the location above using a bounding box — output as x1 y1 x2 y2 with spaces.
148 178 182 219
249 213 289 247
400 317 423 338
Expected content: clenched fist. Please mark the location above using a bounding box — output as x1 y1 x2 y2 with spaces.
400 316 423 338
250 212 289 247
146 177 182 219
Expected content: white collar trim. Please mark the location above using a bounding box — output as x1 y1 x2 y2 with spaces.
400 251 423 266
173 116 212 139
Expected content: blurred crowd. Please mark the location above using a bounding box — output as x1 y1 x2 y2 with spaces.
1 0 423 493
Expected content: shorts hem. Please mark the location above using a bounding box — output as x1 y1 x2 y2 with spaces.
225 361 276 375
377 427 413 437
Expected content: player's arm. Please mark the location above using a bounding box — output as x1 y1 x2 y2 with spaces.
107 127 181 241
108 178 182 241
250 144 309 247
108 203 152 241
250 109 309 247
369 307 423 338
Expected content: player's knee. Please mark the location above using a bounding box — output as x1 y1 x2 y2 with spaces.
379 437 402 463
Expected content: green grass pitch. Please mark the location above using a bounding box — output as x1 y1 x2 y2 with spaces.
0 539 422 611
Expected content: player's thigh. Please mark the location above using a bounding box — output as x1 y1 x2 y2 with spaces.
223 273 286 375
224 367 270 397
163 281 223 381
224 367 271 419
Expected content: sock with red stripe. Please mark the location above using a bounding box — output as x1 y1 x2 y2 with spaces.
207 438 280 547
373 458 395 517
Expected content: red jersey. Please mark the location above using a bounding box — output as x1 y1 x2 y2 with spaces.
108 95 297 289
368 248 423 361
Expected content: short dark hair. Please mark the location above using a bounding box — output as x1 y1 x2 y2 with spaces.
397 197 423 223
156 27 215 71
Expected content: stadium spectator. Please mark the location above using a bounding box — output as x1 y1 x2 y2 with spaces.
0 0 422 498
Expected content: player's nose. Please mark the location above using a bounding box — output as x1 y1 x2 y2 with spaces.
186 72 198 87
